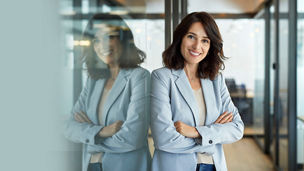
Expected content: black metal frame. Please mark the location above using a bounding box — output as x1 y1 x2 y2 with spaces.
287 0 297 170
164 0 187 49
165 0 172 48
273 0 280 168
264 0 271 155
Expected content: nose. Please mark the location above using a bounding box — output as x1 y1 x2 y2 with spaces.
192 40 202 50
109 37 120 46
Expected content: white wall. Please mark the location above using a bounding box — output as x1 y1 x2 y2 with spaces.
0 1 72 170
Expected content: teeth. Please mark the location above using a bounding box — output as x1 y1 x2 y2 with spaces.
101 51 110 56
100 49 111 56
190 51 200 56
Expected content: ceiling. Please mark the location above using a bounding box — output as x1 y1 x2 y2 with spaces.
109 0 267 14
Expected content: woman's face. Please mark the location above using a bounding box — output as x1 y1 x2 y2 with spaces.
180 22 210 66
93 28 122 66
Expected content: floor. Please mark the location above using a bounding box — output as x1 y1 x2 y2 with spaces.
224 138 274 171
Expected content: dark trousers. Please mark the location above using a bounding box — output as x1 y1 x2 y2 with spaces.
196 163 216 171
87 163 102 171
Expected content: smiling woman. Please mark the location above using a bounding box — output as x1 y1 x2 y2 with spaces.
162 11 226 80
64 14 151 171
81 14 146 80
180 22 211 68
150 12 244 171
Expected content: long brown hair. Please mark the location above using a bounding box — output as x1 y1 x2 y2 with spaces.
163 12 227 80
81 14 146 79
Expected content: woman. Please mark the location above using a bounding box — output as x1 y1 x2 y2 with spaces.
64 14 151 171
150 12 244 171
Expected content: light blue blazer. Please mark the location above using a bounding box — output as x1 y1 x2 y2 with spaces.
150 67 244 171
64 67 151 171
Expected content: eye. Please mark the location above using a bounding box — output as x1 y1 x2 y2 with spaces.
109 35 120 40
187 34 195 40
202 39 209 44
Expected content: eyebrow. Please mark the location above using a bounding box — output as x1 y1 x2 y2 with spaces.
187 32 209 39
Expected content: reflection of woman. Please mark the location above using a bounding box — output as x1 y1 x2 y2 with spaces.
65 14 151 171
151 12 244 171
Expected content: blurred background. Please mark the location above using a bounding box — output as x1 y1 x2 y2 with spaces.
0 0 303 170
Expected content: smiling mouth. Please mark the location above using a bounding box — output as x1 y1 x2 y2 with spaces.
189 50 201 56
100 49 114 56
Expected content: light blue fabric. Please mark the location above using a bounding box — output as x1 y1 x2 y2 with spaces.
150 67 244 171
64 67 151 171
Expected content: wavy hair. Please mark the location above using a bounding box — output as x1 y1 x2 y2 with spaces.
163 12 227 80
81 14 145 79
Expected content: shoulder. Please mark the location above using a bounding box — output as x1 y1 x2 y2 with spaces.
151 67 175 89
211 72 226 89
212 72 223 82
85 76 97 87
151 67 173 80
152 67 171 75
124 67 150 80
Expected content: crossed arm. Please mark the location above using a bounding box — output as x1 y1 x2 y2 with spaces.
174 111 233 138
64 71 150 153
74 111 123 138
150 71 244 154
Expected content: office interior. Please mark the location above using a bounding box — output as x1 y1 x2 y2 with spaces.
59 0 303 170
0 0 303 171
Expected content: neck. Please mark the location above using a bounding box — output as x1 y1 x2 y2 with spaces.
109 64 119 80
184 63 199 80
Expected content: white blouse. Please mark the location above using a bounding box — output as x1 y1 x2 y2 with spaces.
90 88 110 163
193 88 214 164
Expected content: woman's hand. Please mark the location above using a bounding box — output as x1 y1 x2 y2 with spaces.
174 121 201 138
215 111 233 124
98 120 124 138
74 111 93 124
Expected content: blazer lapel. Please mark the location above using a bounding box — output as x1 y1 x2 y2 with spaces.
101 69 129 125
173 69 200 126
201 78 218 125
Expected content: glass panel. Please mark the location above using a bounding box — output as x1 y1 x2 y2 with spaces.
214 19 265 138
297 0 304 168
269 2 277 164
278 0 289 169
61 0 165 169
253 19 266 148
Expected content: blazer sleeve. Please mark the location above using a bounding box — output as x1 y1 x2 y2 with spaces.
151 70 215 154
195 73 244 146
64 78 104 146
92 70 151 153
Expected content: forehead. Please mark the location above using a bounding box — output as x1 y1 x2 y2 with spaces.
187 22 208 38
94 24 120 37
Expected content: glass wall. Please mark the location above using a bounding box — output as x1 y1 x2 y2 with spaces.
269 2 277 164
61 0 165 169
212 19 266 138
269 0 290 169
297 0 304 168
0 0 70 170
252 19 266 148
278 0 289 169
